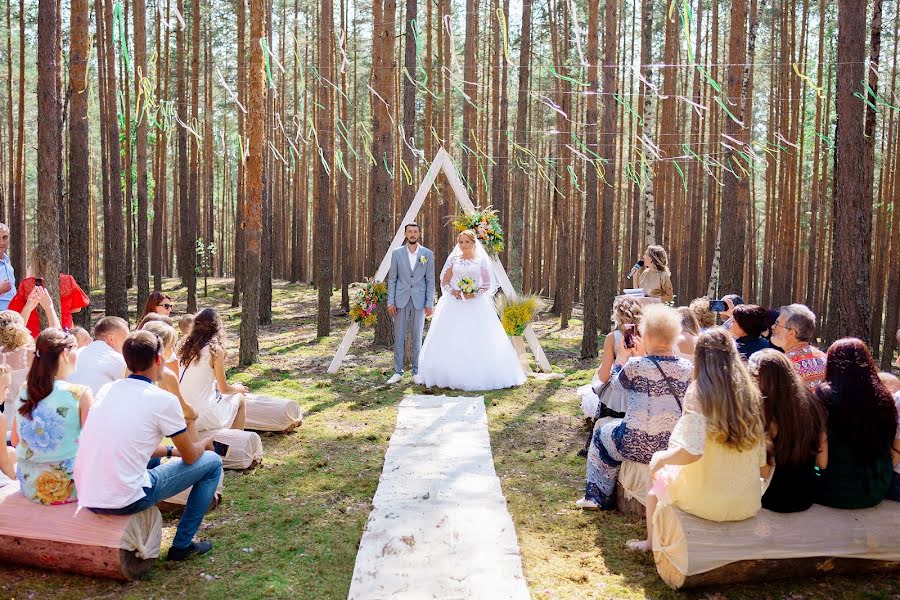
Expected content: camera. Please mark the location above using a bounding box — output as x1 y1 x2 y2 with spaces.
709 299 727 313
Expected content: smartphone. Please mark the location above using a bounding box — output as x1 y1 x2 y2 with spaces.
709 299 727 313
34 277 44 288
212 440 230 457
623 324 635 349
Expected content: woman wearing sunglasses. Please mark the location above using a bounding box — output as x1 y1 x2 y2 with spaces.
141 291 174 320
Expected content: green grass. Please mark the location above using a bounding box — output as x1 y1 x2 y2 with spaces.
1 279 898 599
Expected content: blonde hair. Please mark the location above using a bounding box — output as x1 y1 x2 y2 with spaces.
645 245 670 275
0 311 32 351
689 329 764 451
689 297 716 329
638 304 682 347
878 372 900 395
29 245 52 278
142 321 178 351
677 306 700 336
611 296 642 331
458 229 478 245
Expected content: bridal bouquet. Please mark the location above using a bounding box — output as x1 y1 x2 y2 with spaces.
451 206 504 256
456 277 477 295
496 294 541 337
349 280 388 327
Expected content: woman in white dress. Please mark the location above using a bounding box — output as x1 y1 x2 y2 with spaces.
178 308 248 431
418 230 526 391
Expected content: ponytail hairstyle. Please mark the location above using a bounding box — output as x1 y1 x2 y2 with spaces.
19 328 77 419
645 245 670 275
178 308 223 368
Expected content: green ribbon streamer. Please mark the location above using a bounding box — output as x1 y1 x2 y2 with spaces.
260 39 276 89
113 2 131 71
548 65 590 87
715 95 743 126
672 160 688 193
614 93 644 128
335 148 353 180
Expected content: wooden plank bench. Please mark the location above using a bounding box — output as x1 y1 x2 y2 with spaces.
653 501 900 589
0 482 161 580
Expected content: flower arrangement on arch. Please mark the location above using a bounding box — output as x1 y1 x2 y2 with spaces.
496 294 541 337
451 206 504 255
349 280 388 327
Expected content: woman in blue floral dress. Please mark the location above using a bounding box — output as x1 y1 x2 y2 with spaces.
576 306 691 510
10 328 93 505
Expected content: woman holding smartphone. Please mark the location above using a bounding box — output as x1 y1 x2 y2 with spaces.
8 247 88 339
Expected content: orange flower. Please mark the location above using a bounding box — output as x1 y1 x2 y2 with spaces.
34 468 74 505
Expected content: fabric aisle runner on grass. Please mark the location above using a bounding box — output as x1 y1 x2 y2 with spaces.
348 394 530 600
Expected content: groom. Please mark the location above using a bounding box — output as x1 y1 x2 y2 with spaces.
386 223 435 385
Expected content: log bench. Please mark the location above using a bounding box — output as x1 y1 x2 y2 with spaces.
615 460 650 518
0 482 161 580
201 428 264 470
244 394 303 433
653 500 900 589
157 464 225 514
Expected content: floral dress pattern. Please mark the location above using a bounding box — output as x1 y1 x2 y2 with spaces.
14 381 86 505
584 355 690 507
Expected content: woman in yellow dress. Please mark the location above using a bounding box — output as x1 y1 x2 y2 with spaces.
627 328 767 552
637 245 674 303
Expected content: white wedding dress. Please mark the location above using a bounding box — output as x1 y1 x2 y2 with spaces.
418 245 526 391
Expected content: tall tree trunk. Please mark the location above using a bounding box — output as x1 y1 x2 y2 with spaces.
639 0 655 246
37 0 62 311
133 0 150 312
460 0 478 189
370 0 397 347
580 0 601 358
176 0 190 291
827 0 870 343
240 0 266 365
315 0 334 336
507 0 532 292
68 0 91 327
185 0 201 313
232 0 246 308
400 0 417 212
12 0 25 279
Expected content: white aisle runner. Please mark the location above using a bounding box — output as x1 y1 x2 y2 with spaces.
348 395 530 600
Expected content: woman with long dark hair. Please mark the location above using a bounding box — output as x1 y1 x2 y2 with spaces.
10 329 93 504
178 309 247 431
140 291 174 320
815 338 897 509
749 349 828 512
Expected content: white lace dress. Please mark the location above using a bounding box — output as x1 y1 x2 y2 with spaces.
418 255 526 391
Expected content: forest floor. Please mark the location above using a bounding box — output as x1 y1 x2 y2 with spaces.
1 279 898 600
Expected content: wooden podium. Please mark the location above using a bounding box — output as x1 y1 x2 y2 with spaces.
615 294 661 308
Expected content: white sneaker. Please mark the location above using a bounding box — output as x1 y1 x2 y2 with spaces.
386 373 403 385
575 498 599 510
412 374 424 385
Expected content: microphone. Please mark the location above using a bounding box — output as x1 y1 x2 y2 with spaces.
627 260 645 280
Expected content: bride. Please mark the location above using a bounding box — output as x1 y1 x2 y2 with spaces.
418 230 526 391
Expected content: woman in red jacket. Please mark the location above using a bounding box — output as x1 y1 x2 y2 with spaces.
8 248 89 338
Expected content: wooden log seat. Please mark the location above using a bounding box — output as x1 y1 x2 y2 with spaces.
615 460 650 518
157 465 225 514
201 428 264 470
653 501 900 589
243 394 303 433
0 482 161 580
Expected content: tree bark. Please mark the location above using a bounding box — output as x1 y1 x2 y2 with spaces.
400 0 417 213
460 0 478 189
232 0 246 308
507 0 532 292
315 0 334 337
133 0 150 312
826 0 870 343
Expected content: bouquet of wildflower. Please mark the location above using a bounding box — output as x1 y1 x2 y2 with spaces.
450 206 504 255
496 294 541 337
349 280 388 327
456 277 477 295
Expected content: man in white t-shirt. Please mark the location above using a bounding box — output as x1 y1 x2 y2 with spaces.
68 316 129 395
74 331 222 561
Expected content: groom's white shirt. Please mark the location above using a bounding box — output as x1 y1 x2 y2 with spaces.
406 245 419 272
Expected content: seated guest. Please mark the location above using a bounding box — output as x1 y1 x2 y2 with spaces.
815 338 897 509
8 247 89 338
636 245 674 302
629 329 767 552
10 329 91 504
0 364 15 477
761 308 784 352
688 297 716 331
179 314 195 337
750 350 828 512
879 372 900 396
576 305 689 510
70 326 92 348
74 331 221 561
596 296 643 385
676 307 700 359
727 304 773 360
179 308 248 431
137 312 174 330
770 303 827 390
0 310 33 421
68 316 129 395
140 291 174 321
142 321 199 442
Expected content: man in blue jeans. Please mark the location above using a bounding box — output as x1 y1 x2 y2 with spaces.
74 330 222 561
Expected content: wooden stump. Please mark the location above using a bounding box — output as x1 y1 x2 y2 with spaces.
0 483 161 580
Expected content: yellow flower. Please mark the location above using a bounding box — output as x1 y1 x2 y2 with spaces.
34 468 74 505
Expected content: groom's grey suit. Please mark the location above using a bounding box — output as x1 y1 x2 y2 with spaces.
386 245 435 376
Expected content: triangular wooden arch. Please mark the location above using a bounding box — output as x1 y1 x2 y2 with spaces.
328 148 552 374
